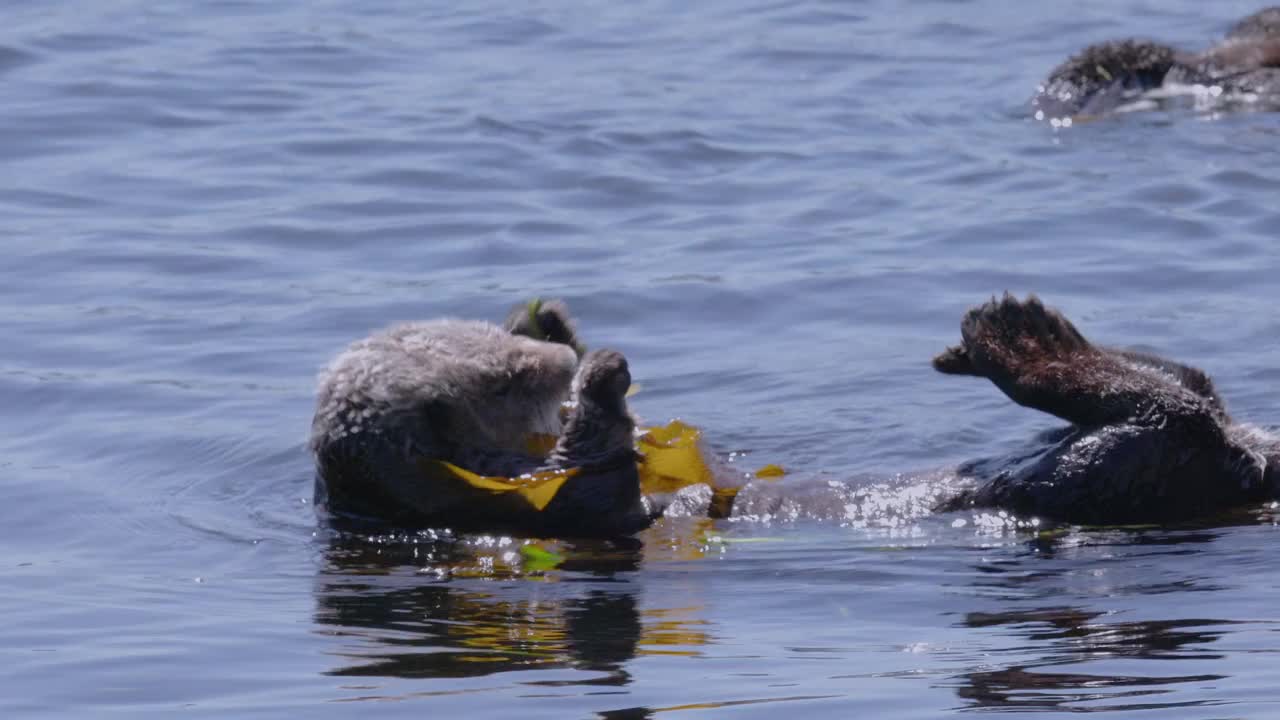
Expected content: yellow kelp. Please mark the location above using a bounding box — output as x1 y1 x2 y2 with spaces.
417 420 767 517
637 420 716 493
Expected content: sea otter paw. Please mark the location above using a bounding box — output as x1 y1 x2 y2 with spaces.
959 293 1091 376
932 344 977 375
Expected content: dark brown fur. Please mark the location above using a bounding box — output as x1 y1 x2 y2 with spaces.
935 294 1276 524
504 298 586 357
1034 7 1280 118
531 350 654 538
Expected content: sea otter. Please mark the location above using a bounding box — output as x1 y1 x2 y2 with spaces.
310 301 653 537
934 294 1280 524
1033 7 1280 120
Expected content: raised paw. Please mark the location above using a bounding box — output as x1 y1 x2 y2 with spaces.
937 294 1228 430
932 344 976 375
955 293 1091 380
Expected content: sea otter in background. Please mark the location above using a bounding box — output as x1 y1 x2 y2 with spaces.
934 294 1280 524
310 300 654 537
1033 7 1280 119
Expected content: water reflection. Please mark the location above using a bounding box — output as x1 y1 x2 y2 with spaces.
313 533 645 683
970 527 1227 600
312 531 716 687
955 608 1233 711
950 528 1241 712
964 607 1231 659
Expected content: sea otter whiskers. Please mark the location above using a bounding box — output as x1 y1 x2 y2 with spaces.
935 294 1278 524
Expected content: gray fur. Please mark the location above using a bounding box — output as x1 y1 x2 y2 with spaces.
311 318 576 456
310 313 652 537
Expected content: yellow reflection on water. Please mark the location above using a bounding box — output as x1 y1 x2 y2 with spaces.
312 419 771 688
640 606 714 657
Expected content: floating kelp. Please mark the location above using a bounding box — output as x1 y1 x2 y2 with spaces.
418 420 745 523
637 420 717 493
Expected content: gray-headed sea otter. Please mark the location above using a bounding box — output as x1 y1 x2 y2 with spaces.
934 294 1280 524
310 300 654 537
1034 7 1280 119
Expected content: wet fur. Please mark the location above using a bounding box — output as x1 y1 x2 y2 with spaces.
533 350 654 537
1034 7 1280 118
311 309 651 537
504 298 586 356
936 294 1277 524
311 319 576 457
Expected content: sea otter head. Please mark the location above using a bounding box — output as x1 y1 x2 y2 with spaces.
505 298 586 358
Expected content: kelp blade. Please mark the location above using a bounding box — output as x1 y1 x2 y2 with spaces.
638 420 716 494
416 458 577 511
411 420 724 516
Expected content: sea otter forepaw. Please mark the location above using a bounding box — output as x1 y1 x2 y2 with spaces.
961 293 1090 369
932 344 977 375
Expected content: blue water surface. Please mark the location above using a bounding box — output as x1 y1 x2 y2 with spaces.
2 1 1280 717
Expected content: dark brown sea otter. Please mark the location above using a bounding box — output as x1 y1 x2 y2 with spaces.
935 294 1280 524
1033 7 1280 119
310 300 653 538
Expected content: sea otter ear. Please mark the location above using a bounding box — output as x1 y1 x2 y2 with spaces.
505 298 587 357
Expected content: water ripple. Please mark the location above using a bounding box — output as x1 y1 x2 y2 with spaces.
3 0 1280 717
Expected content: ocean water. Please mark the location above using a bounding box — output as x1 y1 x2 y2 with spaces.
3 0 1280 717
